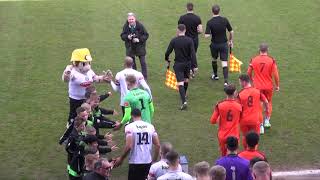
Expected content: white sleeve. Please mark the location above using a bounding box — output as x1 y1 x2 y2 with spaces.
147 164 157 180
111 81 120 92
110 73 120 91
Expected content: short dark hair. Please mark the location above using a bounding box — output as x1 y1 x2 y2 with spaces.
84 146 98 155
224 84 236 96
226 136 238 151
212 4 220 15
239 74 251 83
186 2 193 11
131 108 141 117
76 107 86 115
259 43 268 53
246 131 259 148
166 150 179 164
177 24 186 32
84 135 99 144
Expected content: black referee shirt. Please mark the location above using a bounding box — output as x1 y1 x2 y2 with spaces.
205 16 232 44
178 13 202 39
165 35 196 63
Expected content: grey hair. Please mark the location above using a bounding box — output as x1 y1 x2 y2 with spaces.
127 12 136 17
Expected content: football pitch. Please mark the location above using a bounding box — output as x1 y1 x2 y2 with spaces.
0 0 319 179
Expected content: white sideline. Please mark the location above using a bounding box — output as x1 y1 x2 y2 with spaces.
273 169 320 177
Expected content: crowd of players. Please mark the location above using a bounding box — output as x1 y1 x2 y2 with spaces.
58 2 280 180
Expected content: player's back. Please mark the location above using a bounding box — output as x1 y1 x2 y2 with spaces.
125 88 152 123
216 155 252 180
238 87 263 125
216 99 242 139
125 120 156 164
250 55 276 90
238 149 266 161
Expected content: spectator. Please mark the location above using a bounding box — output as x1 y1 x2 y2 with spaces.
85 126 113 147
158 151 193 180
120 12 149 79
193 161 210 180
238 131 266 161
215 136 253 180
148 142 182 180
252 161 272 180
209 165 226 180
114 108 160 180
83 158 113 180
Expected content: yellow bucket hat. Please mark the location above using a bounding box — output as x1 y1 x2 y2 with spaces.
70 48 92 62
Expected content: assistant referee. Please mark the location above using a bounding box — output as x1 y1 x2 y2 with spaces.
165 24 196 110
205 4 233 86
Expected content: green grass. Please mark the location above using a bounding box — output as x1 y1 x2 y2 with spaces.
0 0 319 179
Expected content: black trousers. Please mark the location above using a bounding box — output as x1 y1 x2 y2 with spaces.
191 37 199 69
128 163 151 180
132 55 147 80
68 98 85 123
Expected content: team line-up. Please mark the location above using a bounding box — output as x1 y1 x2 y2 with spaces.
59 3 280 180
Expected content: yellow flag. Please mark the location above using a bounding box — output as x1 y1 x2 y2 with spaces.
165 69 178 91
229 53 243 73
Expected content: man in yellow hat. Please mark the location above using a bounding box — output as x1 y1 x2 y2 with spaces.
59 48 110 145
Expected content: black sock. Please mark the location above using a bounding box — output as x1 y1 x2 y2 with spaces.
184 82 188 93
212 61 218 75
223 67 229 83
178 85 186 103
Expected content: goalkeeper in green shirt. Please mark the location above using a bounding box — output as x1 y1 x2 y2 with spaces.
114 74 154 130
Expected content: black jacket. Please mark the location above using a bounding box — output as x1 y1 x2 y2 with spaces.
83 172 108 180
120 21 149 56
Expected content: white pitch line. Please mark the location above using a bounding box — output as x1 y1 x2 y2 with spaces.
273 169 320 177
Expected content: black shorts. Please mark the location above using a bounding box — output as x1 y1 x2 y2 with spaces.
128 163 151 180
210 42 229 61
173 62 190 82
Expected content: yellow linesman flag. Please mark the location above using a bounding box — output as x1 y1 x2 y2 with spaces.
165 69 178 91
229 53 243 73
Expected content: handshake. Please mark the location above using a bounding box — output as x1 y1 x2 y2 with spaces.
102 69 113 83
128 33 139 43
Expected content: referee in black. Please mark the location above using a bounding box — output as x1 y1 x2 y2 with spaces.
205 4 233 86
165 24 196 110
178 2 202 78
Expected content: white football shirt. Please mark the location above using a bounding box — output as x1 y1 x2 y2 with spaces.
148 159 183 180
111 68 152 106
157 170 193 180
68 69 95 100
125 120 157 164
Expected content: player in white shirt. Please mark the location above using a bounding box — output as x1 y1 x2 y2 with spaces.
148 142 183 180
114 108 160 180
109 56 152 115
158 151 193 180
59 48 109 145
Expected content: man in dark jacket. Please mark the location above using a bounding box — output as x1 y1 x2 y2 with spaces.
120 12 149 80
83 159 113 180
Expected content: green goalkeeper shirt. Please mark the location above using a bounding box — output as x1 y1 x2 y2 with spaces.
121 88 154 124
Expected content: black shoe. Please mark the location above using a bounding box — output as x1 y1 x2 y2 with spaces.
180 102 188 110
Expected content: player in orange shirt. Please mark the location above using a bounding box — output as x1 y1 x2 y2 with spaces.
247 43 280 128
238 74 269 147
210 84 242 156
238 131 266 161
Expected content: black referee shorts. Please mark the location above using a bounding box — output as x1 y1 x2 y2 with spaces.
173 62 191 82
210 42 229 61
128 163 151 180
